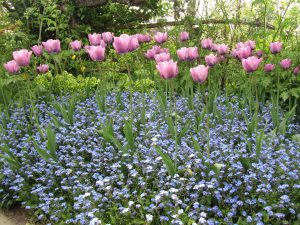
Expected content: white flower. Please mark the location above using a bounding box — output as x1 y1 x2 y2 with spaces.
128 201 134 207
146 214 153 222
199 217 207 224
178 209 184 215
200 212 207 218
121 208 130 214
83 192 91 197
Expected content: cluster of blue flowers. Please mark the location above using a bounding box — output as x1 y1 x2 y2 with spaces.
0 92 299 224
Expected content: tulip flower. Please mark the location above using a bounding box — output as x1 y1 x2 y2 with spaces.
218 56 225 63
256 50 263 58
127 35 139 52
211 43 218 52
137 34 152 43
176 47 189 61
293 67 299 76
154 32 168 44
37 64 49 73
154 52 171 63
217 44 228 55
12 49 32 67
264 64 275 72
270 42 282 54
70 40 82 51
205 54 219 67
190 65 209 83
42 39 61 54
242 56 263 73
231 49 238 58
3 60 20 74
85 45 105 61
31 45 43 56
101 32 114 44
245 40 255 50
236 46 252 59
177 47 199 61
156 60 178 79
201 38 213 49
280 58 292 70
113 34 139 54
180 32 189 42
88 33 102 46
144 49 157 59
236 42 246 49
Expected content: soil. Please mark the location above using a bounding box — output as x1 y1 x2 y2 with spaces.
0 205 28 225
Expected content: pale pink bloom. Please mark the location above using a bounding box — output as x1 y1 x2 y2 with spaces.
70 40 82 51
256 50 263 58
144 49 157 59
154 52 171 63
154 32 168 44
245 40 255 50
101 32 114 44
280 58 292 70
242 56 263 73
264 64 275 72
88 33 102 46
156 60 179 79
236 46 252 59
31 45 43 56
190 65 209 83
201 38 213 49
37 64 49 73
113 34 139 54
177 47 189 61
270 42 282 54
85 45 105 61
42 39 61 54
180 31 189 42
217 44 228 55
293 67 299 76
236 42 246 49
3 60 20 74
205 54 219 66
12 49 32 66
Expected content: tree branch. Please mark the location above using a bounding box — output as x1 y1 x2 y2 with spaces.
74 0 146 7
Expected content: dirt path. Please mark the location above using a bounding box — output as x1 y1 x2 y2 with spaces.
0 206 28 225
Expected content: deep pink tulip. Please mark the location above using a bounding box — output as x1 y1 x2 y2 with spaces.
205 54 219 66
264 64 275 72
180 32 189 42
280 58 292 70
270 42 282 54
3 60 20 74
217 44 228 55
245 40 255 50
154 52 171 63
190 65 209 83
256 50 263 58
85 46 105 61
31 45 43 56
237 46 252 59
70 40 82 51
293 67 299 76
201 38 213 49
42 39 61 54
101 32 114 44
12 49 32 67
88 33 102 46
154 32 168 44
156 60 178 79
242 56 263 73
37 64 49 73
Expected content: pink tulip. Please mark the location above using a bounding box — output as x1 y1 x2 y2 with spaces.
154 52 171 63
3 60 20 74
236 46 252 59
137 34 152 43
127 35 139 52
113 34 139 54
177 47 189 61
88 33 102 46
256 50 263 58
205 54 219 66
70 40 82 51
85 45 105 61
177 47 198 61
12 49 32 67
293 67 299 76
156 60 178 79
245 40 255 50
187 47 199 61
42 39 61 54
37 64 49 73
201 38 213 49
31 45 43 56
217 44 228 55
264 64 275 72
231 49 238 58
154 32 168 44
236 42 246 49
144 49 157 59
218 55 225 63
280 58 292 70
270 42 282 54
242 56 263 73
101 32 114 44
190 65 209 83
211 43 218 52
180 32 189 42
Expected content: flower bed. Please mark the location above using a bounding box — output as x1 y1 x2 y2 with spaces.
0 92 299 224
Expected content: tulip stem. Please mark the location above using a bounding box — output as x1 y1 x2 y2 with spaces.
277 71 280 117
127 61 133 120
171 79 178 170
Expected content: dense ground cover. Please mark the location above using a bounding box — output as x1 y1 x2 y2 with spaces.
0 91 300 224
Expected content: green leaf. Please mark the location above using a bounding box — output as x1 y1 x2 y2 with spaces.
123 120 135 152
239 157 250 171
47 111 63 128
177 120 190 144
46 125 57 161
32 139 51 162
256 129 264 159
98 130 125 153
154 145 176 177
167 116 175 137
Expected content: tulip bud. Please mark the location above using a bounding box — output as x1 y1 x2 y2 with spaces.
264 64 275 72
70 40 82 51
270 42 282 54
37 64 49 73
